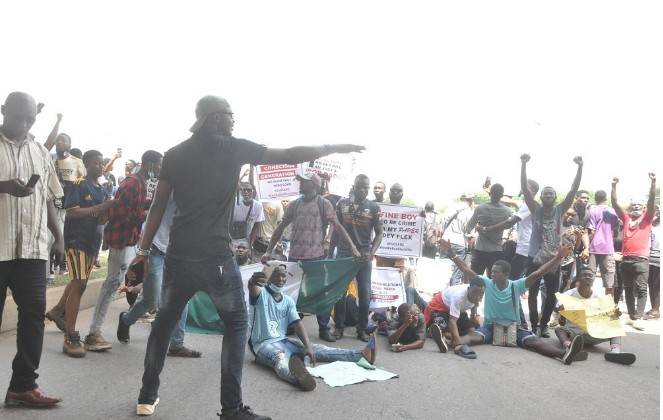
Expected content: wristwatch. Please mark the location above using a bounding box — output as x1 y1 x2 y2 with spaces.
136 247 150 256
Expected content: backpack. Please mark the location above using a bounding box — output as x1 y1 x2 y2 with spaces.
424 215 439 248
291 195 328 239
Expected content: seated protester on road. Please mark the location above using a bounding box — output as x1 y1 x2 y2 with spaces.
247 261 377 391
423 277 485 353
388 303 426 353
555 267 636 366
439 239 584 364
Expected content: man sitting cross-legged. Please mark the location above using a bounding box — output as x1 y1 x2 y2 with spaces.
247 261 377 391
439 239 584 364
555 266 636 365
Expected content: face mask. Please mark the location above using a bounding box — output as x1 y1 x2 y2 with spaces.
148 163 155 179
267 284 283 293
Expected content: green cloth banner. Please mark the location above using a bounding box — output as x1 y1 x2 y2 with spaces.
296 257 360 315
185 258 360 335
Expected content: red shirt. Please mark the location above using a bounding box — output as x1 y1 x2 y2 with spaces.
620 210 654 258
104 174 148 249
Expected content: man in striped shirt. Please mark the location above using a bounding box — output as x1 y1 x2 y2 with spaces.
0 91 64 407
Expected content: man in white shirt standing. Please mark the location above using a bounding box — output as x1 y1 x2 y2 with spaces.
231 182 265 251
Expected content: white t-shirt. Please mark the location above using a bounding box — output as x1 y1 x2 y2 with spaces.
515 203 532 257
232 199 266 242
442 284 477 318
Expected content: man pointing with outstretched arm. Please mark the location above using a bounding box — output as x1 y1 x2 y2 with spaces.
128 95 364 419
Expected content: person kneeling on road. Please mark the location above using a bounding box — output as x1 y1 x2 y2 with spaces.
248 262 377 391
424 277 485 355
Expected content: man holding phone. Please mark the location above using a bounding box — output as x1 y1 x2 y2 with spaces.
0 91 64 407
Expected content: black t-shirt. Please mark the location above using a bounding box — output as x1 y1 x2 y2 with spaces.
64 179 111 255
159 130 266 258
335 196 381 254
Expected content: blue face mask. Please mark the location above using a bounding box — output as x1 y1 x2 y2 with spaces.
267 284 283 293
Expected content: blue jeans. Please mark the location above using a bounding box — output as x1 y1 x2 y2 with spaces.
255 338 362 385
0 259 47 392
450 243 469 285
475 325 536 348
139 255 247 414
334 257 372 335
122 251 188 349
89 246 135 334
288 256 328 333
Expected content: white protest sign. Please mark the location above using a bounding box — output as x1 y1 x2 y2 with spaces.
375 203 424 258
254 164 303 200
305 154 354 197
370 267 405 309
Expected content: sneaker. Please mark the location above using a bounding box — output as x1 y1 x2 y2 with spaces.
45 308 67 333
318 330 336 343
84 331 112 351
117 312 131 343
562 335 584 365
539 325 550 338
430 323 448 353
139 311 156 323
604 352 636 365
63 331 86 358
137 397 159 416
548 312 561 328
288 357 316 391
217 405 272 419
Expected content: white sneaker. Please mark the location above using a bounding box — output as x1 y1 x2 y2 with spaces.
137 397 159 416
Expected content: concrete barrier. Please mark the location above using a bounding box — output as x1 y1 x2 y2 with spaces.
1 278 121 334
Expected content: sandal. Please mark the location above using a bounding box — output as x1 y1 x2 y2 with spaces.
458 345 477 359
167 347 202 358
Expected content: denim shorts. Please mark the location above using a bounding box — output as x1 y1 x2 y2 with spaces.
476 325 536 349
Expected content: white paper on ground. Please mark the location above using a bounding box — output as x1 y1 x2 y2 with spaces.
306 361 398 387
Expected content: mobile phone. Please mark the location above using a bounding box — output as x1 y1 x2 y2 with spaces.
482 176 491 189
128 262 144 285
26 174 40 188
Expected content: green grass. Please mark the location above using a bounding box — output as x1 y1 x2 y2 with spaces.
49 252 109 288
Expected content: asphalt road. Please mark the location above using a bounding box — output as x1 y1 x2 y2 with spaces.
0 291 660 420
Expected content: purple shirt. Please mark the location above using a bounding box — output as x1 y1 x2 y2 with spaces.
587 204 619 255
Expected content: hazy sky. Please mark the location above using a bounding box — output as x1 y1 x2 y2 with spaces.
5 1 660 207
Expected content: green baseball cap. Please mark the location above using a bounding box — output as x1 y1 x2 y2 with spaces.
190 95 230 132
